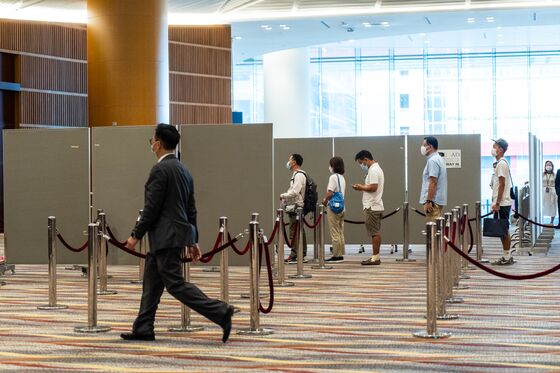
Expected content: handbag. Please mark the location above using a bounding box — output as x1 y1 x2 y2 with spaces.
483 217 509 238
328 174 345 214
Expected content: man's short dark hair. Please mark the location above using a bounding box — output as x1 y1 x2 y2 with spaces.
424 136 438 150
155 123 180 150
355 150 373 161
291 153 303 166
329 156 345 175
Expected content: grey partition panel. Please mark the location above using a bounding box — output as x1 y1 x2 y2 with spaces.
407 134 481 244
273 138 333 244
4 128 89 264
334 136 406 245
181 124 273 266
92 126 156 265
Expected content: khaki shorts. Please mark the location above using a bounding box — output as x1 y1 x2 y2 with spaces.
364 208 383 237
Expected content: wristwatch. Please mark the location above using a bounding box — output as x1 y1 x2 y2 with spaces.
424 200 434 206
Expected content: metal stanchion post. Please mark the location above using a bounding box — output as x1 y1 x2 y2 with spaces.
289 207 312 279
311 207 319 264
219 217 229 302
74 223 111 333
275 209 294 287
453 206 469 288
38 216 68 310
130 210 145 284
97 212 117 295
169 253 204 332
475 201 489 263
436 217 457 320
241 212 263 299
238 220 273 335
312 204 332 270
460 204 472 276
397 201 416 262
413 222 451 339
445 212 463 304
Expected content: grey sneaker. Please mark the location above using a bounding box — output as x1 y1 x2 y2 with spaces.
361 258 381 266
492 257 515 266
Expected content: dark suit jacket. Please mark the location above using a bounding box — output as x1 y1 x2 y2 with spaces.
132 154 198 252
556 172 560 196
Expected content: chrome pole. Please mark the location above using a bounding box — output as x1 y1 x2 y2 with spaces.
413 221 450 339
219 217 229 302
454 206 469 288
397 201 415 262
38 216 68 310
289 207 312 279
97 211 117 295
312 204 332 270
446 209 464 303
74 223 110 333
275 209 294 287
169 252 204 332
460 204 473 275
475 201 489 263
312 206 319 263
436 217 457 320
130 209 145 284
238 220 273 335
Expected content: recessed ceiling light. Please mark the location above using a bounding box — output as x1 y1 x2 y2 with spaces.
234 36 242 40
467 17 475 23
497 26 503 30
265 27 272 31
282 26 290 30
381 21 390 27
261 25 268 28
420 33 426 37
486 16 495 22
424 40 430 44
497 34 503 38
279 24 286 27
348 39 355 43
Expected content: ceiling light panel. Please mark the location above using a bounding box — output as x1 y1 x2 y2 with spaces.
298 0 377 9
381 0 464 6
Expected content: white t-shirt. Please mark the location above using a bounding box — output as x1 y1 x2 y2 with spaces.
327 173 346 197
362 163 384 211
492 159 512 206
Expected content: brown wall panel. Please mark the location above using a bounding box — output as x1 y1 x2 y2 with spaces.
20 55 87 93
170 74 230 105
21 91 88 127
169 26 231 49
171 104 231 125
169 43 231 77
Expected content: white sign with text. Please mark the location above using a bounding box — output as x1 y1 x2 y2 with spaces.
439 149 462 169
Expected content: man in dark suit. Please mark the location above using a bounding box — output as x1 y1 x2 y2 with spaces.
121 123 234 343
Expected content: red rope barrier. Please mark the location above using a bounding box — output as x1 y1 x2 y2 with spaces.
57 233 88 253
108 238 146 258
445 237 560 280
186 235 241 263
303 213 323 229
228 232 252 255
344 207 401 224
467 219 474 254
411 207 427 218
259 241 275 314
106 226 127 246
513 209 560 229
343 218 365 225
199 231 224 263
469 212 493 222
265 221 280 246
281 221 299 249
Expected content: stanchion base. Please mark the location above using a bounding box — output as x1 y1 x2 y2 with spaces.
453 284 469 290
74 325 111 333
275 281 295 287
311 264 334 270
37 304 68 310
168 325 205 332
396 258 416 262
459 274 471 280
446 297 464 304
65 265 82 271
97 290 118 295
288 274 312 279
237 328 273 336
129 280 143 284
203 267 220 273
412 330 451 339
479 258 490 263
437 314 459 320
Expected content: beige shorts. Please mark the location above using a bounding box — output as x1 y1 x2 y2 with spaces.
364 208 383 237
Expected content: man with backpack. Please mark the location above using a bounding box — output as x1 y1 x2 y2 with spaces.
280 153 312 264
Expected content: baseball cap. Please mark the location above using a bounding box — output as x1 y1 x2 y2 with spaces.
492 138 508 152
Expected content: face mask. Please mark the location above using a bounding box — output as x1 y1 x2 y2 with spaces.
329 166 334 174
420 145 428 156
150 141 157 153
360 163 368 172
491 148 498 157
286 161 292 170
546 166 553 172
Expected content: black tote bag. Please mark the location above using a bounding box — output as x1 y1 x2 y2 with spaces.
483 218 509 238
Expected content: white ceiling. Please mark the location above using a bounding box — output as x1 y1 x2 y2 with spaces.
0 1 559 63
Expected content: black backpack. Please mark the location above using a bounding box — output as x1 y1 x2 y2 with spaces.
295 171 318 215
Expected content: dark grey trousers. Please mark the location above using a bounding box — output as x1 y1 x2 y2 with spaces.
132 247 228 335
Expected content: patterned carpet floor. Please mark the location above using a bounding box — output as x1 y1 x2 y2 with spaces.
1 237 560 372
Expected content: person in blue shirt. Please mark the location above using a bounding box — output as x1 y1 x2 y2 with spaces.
419 136 447 221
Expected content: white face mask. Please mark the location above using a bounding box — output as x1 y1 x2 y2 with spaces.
286 161 292 170
420 145 428 156
546 166 553 172
360 163 368 172
491 148 498 157
329 166 334 174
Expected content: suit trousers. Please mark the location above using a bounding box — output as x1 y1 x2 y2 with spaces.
132 247 228 335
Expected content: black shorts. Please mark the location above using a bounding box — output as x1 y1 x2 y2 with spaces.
494 205 511 224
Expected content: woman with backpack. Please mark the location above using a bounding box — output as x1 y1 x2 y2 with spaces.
322 156 346 263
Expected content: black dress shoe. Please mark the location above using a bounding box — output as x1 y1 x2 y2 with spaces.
120 332 155 341
221 305 235 343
